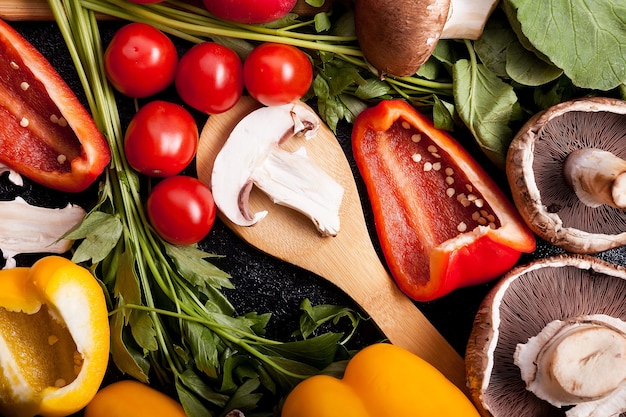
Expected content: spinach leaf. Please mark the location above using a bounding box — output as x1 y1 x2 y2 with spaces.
453 54 519 169
506 0 626 90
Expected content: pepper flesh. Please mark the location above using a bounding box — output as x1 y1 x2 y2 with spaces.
0 256 110 417
281 343 481 417
0 19 110 192
352 100 535 301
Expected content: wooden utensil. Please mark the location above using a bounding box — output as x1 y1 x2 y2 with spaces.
196 97 467 390
1 0 52 20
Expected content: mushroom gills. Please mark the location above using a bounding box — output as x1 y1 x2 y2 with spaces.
515 314 626 416
211 102 344 236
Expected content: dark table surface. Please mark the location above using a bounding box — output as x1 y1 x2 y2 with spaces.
5 16 626 389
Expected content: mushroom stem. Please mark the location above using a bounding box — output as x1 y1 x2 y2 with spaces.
515 315 626 412
563 148 626 209
440 0 499 39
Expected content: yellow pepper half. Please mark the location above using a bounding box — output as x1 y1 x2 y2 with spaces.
281 343 480 417
0 256 110 417
84 380 187 417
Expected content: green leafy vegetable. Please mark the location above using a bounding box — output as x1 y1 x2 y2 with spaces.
453 41 520 169
505 0 626 90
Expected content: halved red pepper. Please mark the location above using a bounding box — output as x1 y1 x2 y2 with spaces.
352 100 535 301
0 20 110 192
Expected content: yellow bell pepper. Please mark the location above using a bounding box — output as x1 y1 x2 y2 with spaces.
84 380 187 417
281 343 480 417
0 256 110 417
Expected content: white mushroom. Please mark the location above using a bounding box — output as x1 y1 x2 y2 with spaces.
506 97 626 253
0 197 86 268
211 102 344 237
515 315 626 416
466 254 626 417
354 0 499 77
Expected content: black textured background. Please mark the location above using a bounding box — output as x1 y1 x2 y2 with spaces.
6 18 626 382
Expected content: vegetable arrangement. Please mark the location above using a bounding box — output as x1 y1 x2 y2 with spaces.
43 1 359 416
0 0 624 416
57 0 626 173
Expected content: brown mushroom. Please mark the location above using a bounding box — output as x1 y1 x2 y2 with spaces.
506 97 626 254
466 254 626 417
354 0 499 78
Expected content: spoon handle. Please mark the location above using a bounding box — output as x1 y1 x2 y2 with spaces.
304 229 468 391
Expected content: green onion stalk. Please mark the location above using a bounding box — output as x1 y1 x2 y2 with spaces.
48 0 360 415
76 0 453 131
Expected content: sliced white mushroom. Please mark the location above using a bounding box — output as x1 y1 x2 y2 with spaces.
515 314 626 416
0 197 86 268
211 103 344 236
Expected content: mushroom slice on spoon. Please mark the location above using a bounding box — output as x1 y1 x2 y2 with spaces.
506 97 626 253
466 254 626 417
211 101 344 236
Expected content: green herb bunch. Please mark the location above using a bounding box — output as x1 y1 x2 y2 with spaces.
48 1 362 415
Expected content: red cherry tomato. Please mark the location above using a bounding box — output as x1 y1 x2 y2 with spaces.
243 43 313 106
202 0 297 24
124 101 198 177
104 23 178 98
175 42 243 114
147 176 217 245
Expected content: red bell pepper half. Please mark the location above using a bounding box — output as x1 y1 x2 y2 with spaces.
0 19 110 193
352 100 535 301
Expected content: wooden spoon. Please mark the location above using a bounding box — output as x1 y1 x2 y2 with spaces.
196 97 467 390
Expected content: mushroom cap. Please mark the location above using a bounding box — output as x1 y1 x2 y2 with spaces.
506 97 626 254
354 0 451 77
465 254 626 417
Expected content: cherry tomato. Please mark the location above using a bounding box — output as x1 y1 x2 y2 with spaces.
175 42 243 114
243 43 313 106
124 101 198 177
147 176 217 245
104 23 178 98
202 0 297 24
